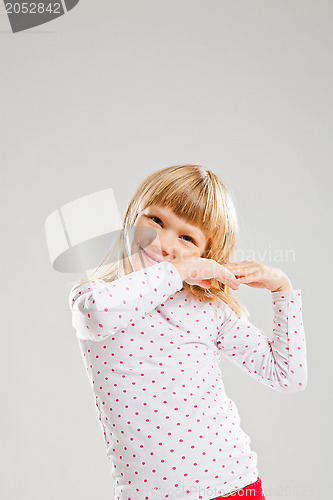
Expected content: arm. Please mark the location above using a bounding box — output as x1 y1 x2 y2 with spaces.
215 289 308 393
69 260 183 342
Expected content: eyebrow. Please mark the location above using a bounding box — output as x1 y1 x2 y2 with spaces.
144 206 205 241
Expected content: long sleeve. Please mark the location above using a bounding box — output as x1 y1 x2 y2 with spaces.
215 289 308 393
69 260 183 342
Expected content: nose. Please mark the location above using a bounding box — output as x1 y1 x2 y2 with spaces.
157 229 179 260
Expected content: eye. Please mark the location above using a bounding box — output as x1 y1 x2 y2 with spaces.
148 215 197 245
148 215 162 225
181 235 196 244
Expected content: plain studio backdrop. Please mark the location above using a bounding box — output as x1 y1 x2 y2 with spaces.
1 1 332 499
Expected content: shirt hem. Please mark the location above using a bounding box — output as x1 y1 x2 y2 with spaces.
113 470 260 500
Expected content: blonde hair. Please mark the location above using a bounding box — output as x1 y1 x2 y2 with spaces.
69 164 250 320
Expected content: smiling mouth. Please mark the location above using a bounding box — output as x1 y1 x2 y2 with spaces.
139 246 162 263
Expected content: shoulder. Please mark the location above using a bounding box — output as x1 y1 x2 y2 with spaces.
68 278 107 304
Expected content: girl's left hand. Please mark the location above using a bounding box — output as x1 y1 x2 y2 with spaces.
223 260 292 293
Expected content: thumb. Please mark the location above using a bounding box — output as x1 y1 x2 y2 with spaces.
184 278 212 289
198 279 212 289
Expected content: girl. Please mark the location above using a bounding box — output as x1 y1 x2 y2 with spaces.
69 164 307 500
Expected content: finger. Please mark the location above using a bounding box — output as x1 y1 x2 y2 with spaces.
199 279 212 289
237 271 261 283
218 264 238 278
212 274 239 289
215 269 239 290
225 261 258 270
226 265 259 278
224 261 249 266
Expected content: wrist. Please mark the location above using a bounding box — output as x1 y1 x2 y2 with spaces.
171 261 187 281
271 279 293 293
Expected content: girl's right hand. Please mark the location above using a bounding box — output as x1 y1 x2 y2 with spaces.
170 255 240 291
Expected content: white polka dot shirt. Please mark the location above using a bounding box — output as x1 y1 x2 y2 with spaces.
69 260 307 500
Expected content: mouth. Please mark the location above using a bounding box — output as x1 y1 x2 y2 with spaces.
139 246 163 263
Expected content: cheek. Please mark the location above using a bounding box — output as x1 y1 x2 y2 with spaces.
129 249 148 272
132 220 152 246
182 247 199 258
193 248 202 257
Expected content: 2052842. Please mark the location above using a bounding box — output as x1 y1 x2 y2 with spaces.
5 2 62 14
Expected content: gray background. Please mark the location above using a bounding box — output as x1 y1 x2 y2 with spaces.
1 1 332 499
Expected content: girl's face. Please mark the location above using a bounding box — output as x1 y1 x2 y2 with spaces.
129 204 208 272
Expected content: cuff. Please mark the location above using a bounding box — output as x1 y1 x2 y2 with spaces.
271 289 302 300
161 261 184 291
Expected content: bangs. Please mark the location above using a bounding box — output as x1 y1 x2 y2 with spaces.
139 170 218 237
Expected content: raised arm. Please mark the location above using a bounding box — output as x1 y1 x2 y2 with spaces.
215 290 308 393
69 260 183 341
